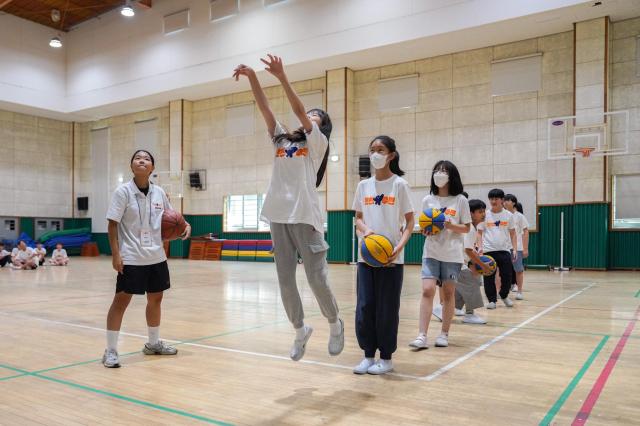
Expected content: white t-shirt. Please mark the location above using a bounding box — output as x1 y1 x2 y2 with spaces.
12 247 34 261
421 194 471 263
260 121 327 233
513 211 529 251
352 175 414 264
52 249 68 259
481 208 515 252
0 249 11 258
34 247 46 257
461 223 478 271
106 180 172 266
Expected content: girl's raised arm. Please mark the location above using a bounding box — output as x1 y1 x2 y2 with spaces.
233 64 277 137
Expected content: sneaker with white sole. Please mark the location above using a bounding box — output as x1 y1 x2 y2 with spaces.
516 292 523 300
454 308 465 316
432 304 443 322
290 326 313 361
102 349 120 368
435 333 449 347
328 319 344 356
408 334 429 349
463 314 487 324
367 359 393 375
143 340 178 355
353 357 375 375
511 284 517 292
501 297 514 308
486 302 496 310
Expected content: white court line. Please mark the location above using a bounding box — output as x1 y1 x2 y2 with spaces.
0 312 421 380
422 282 597 381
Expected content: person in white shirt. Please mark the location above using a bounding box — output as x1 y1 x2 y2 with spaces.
102 149 191 368
34 243 46 266
504 195 529 300
352 136 415 375
477 189 518 309
49 243 69 266
233 55 343 362
0 243 11 268
409 161 471 350
10 240 38 270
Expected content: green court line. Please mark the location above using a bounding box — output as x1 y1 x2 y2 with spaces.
0 362 233 425
539 335 610 426
634 289 640 298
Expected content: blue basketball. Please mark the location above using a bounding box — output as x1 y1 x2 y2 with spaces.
418 208 446 235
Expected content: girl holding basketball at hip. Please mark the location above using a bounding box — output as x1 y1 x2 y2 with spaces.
352 136 414 375
102 149 191 368
233 55 344 361
409 161 471 349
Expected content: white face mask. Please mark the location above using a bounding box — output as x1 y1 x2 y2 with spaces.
370 152 388 170
433 171 449 188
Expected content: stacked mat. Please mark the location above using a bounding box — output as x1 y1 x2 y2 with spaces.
237 240 257 261
255 240 274 262
221 240 239 261
39 227 92 254
220 239 274 262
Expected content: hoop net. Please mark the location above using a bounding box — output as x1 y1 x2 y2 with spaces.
574 147 595 158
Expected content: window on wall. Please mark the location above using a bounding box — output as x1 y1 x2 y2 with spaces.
491 54 542 96
378 75 418 111
613 174 640 229
223 194 269 232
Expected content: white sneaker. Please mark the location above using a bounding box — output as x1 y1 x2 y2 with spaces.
367 359 393 375
432 304 443 321
143 340 178 355
463 314 487 324
516 292 523 300
353 358 375 375
102 349 120 368
454 308 465 316
328 319 344 356
290 326 313 361
409 334 429 349
502 297 514 308
511 284 517 292
486 302 496 310
435 333 449 347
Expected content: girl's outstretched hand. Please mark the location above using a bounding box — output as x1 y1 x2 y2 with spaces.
233 64 255 81
260 54 285 80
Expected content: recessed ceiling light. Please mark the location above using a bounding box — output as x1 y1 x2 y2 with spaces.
121 1 135 17
49 36 62 48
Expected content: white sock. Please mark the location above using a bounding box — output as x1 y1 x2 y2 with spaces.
295 325 306 340
148 326 160 345
329 319 342 336
106 330 119 351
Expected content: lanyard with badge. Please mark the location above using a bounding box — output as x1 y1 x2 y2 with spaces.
134 187 154 247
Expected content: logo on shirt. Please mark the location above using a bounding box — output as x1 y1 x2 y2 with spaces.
153 202 162 210
276 146 309 158
486 220 509 228
442 208 457 217
364 194 396 206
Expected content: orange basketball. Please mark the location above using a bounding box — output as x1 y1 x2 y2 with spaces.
161 210 187 241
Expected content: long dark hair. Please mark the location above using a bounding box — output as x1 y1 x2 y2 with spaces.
369 135 405 177
430 160 463 196
515 202 524 214
274 108 332 187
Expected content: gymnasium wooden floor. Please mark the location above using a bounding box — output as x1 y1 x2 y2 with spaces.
0 259 638 425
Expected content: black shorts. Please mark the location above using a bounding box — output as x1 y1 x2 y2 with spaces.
116 261 170 295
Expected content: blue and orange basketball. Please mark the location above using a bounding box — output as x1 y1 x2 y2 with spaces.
418 208 446 235
360 234 394 267
473 255 497 276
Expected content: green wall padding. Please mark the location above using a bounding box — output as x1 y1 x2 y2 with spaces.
64 218 92 230
572 203 608 269
19 218 34 239
537 205 573 267
326 211 355 263
608 231 640 269
405 233 425 264
92 233 111 255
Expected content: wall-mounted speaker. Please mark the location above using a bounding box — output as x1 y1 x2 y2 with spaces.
77 197 89 211
358 155 371 178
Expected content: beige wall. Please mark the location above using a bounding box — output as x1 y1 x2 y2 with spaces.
0 111 72 217
352 31 575 206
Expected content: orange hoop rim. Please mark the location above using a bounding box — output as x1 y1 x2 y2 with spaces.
574 147 595 158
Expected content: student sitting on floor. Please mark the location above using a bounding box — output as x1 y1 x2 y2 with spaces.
0 243 10 268
49 243 69 266
34 242 47 266
11 240 38 270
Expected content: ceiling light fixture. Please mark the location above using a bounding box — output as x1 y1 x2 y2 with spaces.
330 154 340 162
121 1 135 17
49 36 62 48
51 9 61 22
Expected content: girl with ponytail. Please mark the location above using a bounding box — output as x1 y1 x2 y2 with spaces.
351 135 415 375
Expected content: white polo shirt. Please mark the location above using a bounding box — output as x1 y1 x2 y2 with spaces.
106 180 172 266
52 248 68 259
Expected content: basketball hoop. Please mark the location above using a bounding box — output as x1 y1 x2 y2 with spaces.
574 147 595 158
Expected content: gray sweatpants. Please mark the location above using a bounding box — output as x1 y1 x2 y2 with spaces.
455 268 485 312
270 223 339 329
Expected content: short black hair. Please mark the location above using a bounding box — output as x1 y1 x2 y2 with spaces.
430 160 464 196
469 199 486 213
488 188 504 199
504 194 518 204
18 240 25 245
131 150 155 165
461 191 468 198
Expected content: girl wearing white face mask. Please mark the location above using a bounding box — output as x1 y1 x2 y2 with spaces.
352 136 415 375
409 160 471 350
